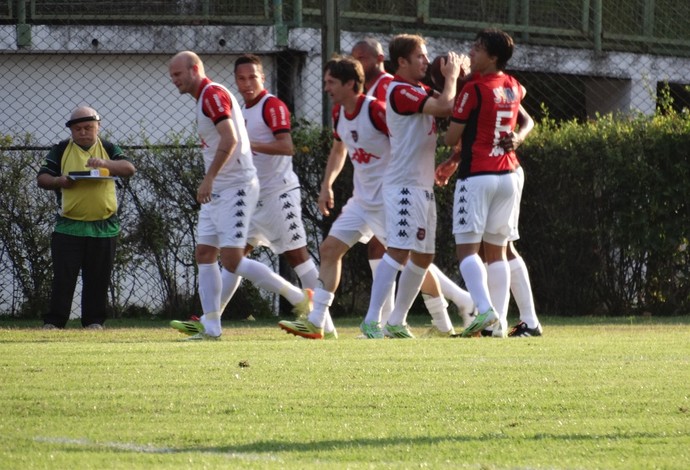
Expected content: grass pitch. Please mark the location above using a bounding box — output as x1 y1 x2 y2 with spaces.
1 315 689 469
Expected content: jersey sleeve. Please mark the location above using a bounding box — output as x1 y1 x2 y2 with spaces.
373 75 392 102
262 96 291 135
37 144 64 176
369 100 389 135
388 83 429 115
451 82 478 123
200 84 233 124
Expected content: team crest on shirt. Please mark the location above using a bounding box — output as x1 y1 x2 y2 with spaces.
351 130 358 142
417 228 426 240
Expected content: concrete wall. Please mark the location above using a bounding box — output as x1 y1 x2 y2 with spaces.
2 24 690 147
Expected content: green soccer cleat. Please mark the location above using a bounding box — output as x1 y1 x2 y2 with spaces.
460 308 499 337
383 323 415 339
184 332 221 341
279 319 323 339
291 288 314 319
359 320 384 339
421 325 456 338
170 318 204 336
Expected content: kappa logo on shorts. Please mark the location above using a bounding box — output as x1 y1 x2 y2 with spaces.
397 230 409 238
459 184 467 193
458 196 467 203
291 233 302 242
234 231 244 239
235 210 245 217
286 212 296 220
397 219 409 227
458 217 467 226
417 228 426 240
235 199 246 207
400 188 411 195
237 189 246 197
288 222 298 231
235 221 245 228
283 201 294 210
398 208 410 216
458 207 468 214
398 198 410 205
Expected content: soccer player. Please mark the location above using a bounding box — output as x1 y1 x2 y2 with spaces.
435 29 531 337
354 38 476 329
277 55 466 339
360 34 462 338
167 51 312 340
229 54 337 338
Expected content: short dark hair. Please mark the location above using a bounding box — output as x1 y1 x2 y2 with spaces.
389 34 425 71
475 29 514 71
324 55 364 93
234 54 263 73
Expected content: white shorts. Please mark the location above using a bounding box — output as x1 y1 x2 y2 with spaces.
383 185 437 254
509 166 525 242
327 198 387 248
453 172 518 246
197 178 260 249
247 187 308 254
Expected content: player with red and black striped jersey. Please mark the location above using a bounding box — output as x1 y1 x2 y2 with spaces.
168 51 312 340
436 29 533 337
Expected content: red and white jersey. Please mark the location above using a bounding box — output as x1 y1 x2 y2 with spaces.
196 78 255 191
366 71 393 103
451 72 524 178
333 95 389 210
385 75 437 188
242 90 299 195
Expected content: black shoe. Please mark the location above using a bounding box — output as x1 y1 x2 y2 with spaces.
508 321 543 337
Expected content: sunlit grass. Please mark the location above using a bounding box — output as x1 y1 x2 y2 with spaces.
1 316 689 469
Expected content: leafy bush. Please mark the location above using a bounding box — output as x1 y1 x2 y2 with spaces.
518 108 690 315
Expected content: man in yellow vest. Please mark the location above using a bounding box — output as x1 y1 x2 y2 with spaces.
37 106 136 329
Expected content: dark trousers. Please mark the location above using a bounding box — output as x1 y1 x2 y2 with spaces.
44 232 116 328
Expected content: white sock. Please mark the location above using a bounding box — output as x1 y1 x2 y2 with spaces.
387 261 427 326
200 311 222 337
509 257 539 328
198 263 222 335
487 261 510 329
364 254 402 324
323 313 336 334
220 268 241 312
198 263 221 314
422 294 453 332
308 287 334 328
459 254 493 314
429 263 474 316
294 259 319 290
234 258 303 305
370 259 395 325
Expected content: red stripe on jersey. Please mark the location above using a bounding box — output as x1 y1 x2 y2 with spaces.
262 95 291 134
200 83 233 124
388 78 431 115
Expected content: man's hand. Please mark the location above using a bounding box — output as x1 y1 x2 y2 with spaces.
318 185 334 216
498 131 522 152
435 158 459 187
197 177 213 204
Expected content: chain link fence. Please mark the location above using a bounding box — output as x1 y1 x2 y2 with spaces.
1 0 689 318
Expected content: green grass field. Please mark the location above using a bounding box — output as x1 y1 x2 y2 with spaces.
1 316 689 469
